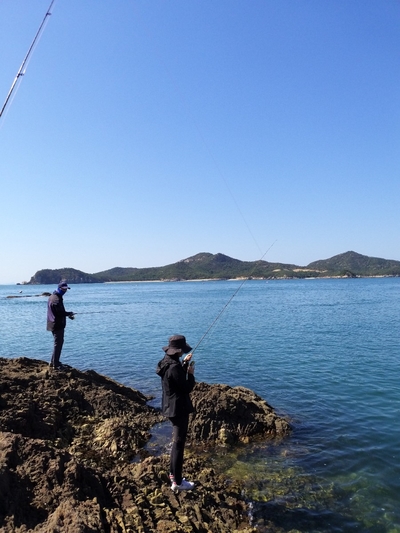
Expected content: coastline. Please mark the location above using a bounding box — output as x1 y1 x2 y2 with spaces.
0 357 290 533
17 251 400 285
102 274 399 284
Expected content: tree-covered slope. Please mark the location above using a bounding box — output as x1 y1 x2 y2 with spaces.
307 251 400 276
24 251 400 284
28 268 103 285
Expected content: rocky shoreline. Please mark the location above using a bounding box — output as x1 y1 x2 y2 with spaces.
0 357 291 532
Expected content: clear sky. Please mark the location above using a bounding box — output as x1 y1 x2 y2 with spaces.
0 0 399 284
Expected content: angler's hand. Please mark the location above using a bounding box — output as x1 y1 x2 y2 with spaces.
188 360 195 375
183 353 193 363
68 312 75 320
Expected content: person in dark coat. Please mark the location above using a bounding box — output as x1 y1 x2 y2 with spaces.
156 334 195 492
47 281 74 370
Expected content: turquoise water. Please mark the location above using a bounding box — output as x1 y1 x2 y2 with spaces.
1 278 400 532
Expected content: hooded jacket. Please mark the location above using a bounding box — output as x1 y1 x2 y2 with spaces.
156 354 195 418
47 290 69 332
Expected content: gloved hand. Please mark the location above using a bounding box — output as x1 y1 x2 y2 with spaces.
67 312 75 320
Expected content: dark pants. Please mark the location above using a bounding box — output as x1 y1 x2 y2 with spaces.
51 329 65 368
169 414 189 485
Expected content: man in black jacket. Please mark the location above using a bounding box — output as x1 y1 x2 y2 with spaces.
156 335 195 492
47 281 74 370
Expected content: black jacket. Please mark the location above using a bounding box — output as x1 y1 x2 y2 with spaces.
156 354 195 418
47 291 69 331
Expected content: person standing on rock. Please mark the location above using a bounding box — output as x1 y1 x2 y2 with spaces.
156 334 196 493
47 281 75 370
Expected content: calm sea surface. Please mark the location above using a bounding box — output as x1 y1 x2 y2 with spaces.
1 278 399 532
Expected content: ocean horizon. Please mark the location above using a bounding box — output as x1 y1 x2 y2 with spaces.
1 278 399 532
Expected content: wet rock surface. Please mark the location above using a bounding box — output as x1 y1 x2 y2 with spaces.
190 382 291 445
0 357 290 532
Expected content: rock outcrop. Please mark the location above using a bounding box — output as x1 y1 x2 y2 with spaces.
190 382 290 445
0 357 290 532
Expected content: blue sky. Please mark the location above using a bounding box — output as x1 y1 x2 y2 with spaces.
1 0 399 284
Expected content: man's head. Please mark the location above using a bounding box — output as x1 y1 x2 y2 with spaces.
162 335 192 356
58 282 71 293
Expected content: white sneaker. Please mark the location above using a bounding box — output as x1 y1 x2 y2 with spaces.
171 478 195 493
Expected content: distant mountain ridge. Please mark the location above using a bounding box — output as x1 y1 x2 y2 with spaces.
23 251 400 285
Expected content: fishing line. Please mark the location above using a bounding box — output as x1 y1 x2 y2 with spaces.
191 239 277 355
143 25 269 258
0 0 56 121
148 35 278 355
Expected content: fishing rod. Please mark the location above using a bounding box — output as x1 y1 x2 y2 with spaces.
190 239 277 355
71 312 107 315
0 0 56 120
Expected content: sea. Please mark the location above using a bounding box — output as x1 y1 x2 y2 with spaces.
1 278 399 533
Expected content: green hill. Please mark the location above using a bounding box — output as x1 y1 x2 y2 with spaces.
307 251 400 277
24 251 400 285
27 268 102 285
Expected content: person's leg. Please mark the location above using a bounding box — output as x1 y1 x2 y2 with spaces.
169 414 189 485
51 329 64 368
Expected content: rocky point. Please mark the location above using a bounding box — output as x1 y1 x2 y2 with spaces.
0 357 290 532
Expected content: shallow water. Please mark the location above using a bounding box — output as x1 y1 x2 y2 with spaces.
1 278 400 532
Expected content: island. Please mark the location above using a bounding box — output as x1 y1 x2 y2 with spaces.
21 251 400 285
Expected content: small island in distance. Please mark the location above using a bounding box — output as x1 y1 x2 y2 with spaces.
21 251 400 285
